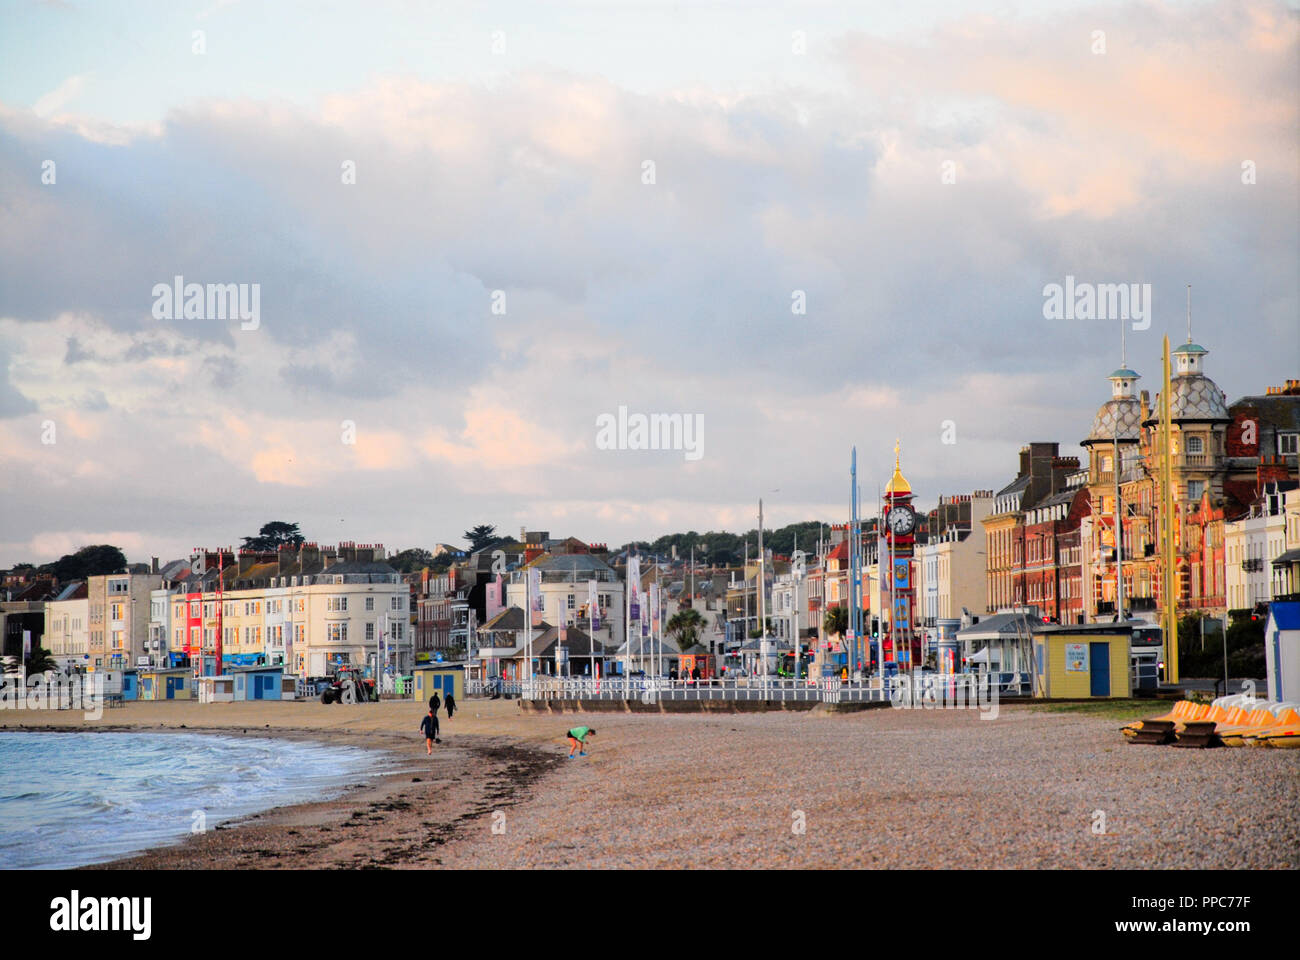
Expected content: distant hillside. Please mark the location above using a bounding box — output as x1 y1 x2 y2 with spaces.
618 521 829 566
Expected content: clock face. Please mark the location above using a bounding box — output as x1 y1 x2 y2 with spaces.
887 505 916 535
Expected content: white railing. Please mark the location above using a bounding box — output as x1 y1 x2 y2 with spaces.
463 674 1025 704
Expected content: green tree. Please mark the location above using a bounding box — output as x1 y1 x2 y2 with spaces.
1176 611 1265 678
44 545 128 582
24 645 57 675
241 522 305 552
823 606 848 641
464 524 498 551
667 608 704 648
388 548 434 573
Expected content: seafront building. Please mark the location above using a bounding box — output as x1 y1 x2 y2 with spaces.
44 582 89 671
142 543 409 678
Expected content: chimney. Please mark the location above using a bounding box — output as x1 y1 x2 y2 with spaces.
151 556 159 574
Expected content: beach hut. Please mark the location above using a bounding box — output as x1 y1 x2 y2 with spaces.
139 667 193 701
120 668 139 702
1264 602 1300 702
197 675 235 704
1032 623 1131 699
413 663 465 704
678 644 716 679
232 665 284 701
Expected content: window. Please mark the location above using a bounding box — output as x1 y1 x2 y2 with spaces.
567 594 576 609
110 602 124 621
327 597 348 612
365 622 375 642
190 602 200 618
390 596 404 611
1187 480 1205 502
365 597 374 611
327 623 348 643
1280 433 1299 456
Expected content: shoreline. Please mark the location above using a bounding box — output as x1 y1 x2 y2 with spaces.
6 700 1296 868
3 702 563 870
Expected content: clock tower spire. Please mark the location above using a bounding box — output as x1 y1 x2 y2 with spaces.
883 440 919 668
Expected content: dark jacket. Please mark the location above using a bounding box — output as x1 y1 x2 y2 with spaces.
444 693 456 717
429 693 441 713
420 713 438 739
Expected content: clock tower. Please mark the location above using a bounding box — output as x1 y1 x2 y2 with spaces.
883 440 919 669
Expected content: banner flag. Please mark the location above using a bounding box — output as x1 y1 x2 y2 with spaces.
588 579 600 630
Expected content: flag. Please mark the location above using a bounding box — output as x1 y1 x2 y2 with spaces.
530 567 543 625
650 582 660 631
588 579 600 630
627 556 641 621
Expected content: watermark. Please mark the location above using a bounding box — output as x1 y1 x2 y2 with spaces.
1042 275 1150 330
50 891 151 941
0 670 103 720
595 406 704 462
887 673 998 719
151 276 260 330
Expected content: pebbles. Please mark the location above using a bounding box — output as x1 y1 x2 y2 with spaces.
436 705 1299 869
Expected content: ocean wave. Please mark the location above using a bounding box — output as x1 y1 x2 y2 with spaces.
0 731 377 869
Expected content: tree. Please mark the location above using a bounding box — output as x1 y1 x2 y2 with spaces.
241 521 305 552
823 606 848 641
667 608 704 649
24 645 57 676
464 524 498 552
388 548 434 573
45 545 128 582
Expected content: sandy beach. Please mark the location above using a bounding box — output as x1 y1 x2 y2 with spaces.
7 697 1298 869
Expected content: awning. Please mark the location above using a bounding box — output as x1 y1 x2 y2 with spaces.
966 647 991 664
1272 548 1300 568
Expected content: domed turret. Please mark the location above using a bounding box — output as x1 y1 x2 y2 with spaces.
885 439 911 496
1083 366 1142 446
1144 339 1229 426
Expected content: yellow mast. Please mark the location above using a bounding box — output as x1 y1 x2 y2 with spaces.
1161 335 1179 682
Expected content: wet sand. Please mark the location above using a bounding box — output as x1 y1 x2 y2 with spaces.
5 697 560 869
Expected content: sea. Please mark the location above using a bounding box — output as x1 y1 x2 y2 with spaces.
0 731 380 869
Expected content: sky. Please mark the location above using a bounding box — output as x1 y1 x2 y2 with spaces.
0 0 1297 566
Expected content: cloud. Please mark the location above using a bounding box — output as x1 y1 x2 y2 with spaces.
32 74 89 118
0 0 1295 565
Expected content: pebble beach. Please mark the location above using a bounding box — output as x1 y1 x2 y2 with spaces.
7 698 1297 869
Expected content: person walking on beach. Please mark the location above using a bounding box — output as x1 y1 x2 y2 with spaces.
566 726 595 758
444 691 456 719
429 691 441 714
420 707 440 754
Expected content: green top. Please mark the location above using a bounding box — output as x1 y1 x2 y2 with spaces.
568 726 590 742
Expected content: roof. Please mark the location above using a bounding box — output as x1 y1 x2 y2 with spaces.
994 474 1030 499
1173 341 1208 355
1146 374 1229 424
1268 602 1300 630
532 625 603 658
1084 397 1142 445
53 581 87 601
1108 367 1140 380
1272 548 1300 568
533 553 617 579
955 611 1039 641
480 606 531 632
885 446 911 496
315 561 397 576
618 635 680 656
